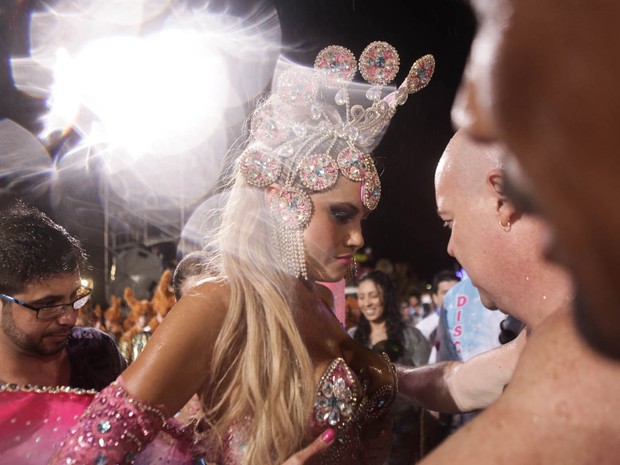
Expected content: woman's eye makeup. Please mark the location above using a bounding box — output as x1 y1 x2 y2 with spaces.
330 206 354 223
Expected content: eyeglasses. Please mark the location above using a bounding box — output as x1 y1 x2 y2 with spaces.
0 286 92 320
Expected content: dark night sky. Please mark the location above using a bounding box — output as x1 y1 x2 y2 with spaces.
0 0 475 301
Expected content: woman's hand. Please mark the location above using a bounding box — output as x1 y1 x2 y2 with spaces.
281 429 337 465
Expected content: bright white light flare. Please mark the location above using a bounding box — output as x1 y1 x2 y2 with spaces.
9 0 282 231
48 30 230 161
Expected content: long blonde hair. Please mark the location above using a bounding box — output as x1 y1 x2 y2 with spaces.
203 166 315 464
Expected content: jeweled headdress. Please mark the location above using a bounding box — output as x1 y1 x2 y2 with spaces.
239 42 435 278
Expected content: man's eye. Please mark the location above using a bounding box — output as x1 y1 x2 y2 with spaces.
47 304 68 310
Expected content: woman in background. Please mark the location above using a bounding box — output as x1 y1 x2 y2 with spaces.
351 270 431 465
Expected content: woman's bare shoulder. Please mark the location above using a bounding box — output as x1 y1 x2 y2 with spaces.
121 278 231 411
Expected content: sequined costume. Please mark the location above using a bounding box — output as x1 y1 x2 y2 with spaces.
204 355 397 465
0 327 128 464
45 353 395 465
307 356 396 465
0 384 95 465
0 328 192 465
11 379 195 465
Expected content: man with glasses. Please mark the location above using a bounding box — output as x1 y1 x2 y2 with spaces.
0 200 126 391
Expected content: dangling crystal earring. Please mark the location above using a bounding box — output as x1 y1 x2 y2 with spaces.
276 227 307 279
271 188 313 279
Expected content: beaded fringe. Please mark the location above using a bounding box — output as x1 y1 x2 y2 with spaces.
277 227 307 280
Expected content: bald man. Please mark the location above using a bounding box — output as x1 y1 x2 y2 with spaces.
401 133 620 464
396 130 572 414
452 0 620 362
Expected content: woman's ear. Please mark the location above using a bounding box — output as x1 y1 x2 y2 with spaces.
264 183 283 205
488 169 520 230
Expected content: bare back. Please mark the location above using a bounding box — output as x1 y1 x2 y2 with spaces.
419 309 620 464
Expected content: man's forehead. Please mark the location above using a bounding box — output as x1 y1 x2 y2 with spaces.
18 274 81 297
435 167 459 211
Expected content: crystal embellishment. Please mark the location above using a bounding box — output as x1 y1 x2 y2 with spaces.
240 149 282 187
337 147 371 183
359 41 400 86
314 358 359 428
314 45 357 88
362 172 381 211
251 103 289 146
271 189 313 229
406 54 436 94
299 154 339 191
277 68 319 107
97 420 112 434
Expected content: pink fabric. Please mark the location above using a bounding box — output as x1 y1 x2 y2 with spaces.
0 387 94 465
320 279 346 325
0 384 194 465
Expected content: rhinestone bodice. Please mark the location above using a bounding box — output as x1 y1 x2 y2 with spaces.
306 356 396 465
207 354 397 465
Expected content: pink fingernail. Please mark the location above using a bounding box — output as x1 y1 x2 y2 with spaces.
321 428 336 444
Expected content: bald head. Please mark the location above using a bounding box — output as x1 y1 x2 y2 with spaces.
435 130 505 198
434 130 572 326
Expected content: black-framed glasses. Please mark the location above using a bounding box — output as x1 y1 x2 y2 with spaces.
0 286 92 320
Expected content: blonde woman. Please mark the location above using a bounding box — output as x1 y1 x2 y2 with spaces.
50 46 435 465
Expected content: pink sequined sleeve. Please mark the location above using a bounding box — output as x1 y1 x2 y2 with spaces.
48 378 171 465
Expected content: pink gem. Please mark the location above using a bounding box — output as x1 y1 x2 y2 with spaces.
359 41 400 86
299 154 339 191
272 189 313 229
240 149 281 187
337 147 370 182
406 54 435 94
314 45 357 88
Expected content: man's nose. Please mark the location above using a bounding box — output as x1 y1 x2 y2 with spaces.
57 306 79 326
446 238 456 258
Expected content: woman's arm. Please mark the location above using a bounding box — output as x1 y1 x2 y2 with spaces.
48 281 230 465
396 330 526 413
121 280 230 413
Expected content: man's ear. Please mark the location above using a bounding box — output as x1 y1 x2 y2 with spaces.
488 169 520 228
264 183 283 205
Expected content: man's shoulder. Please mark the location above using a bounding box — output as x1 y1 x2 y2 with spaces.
402 323 426 341
415 311 439 336
69 326 116 346
67 326 126 391
422 310 620 464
